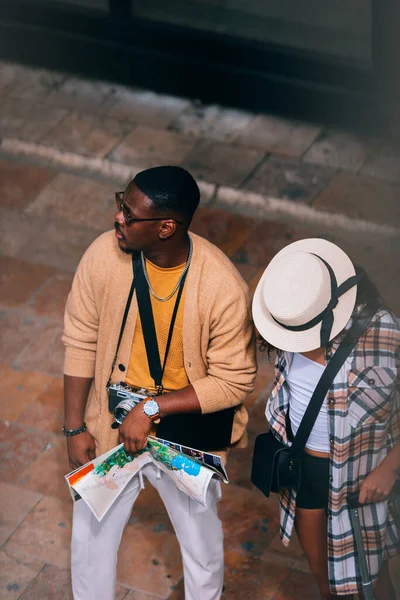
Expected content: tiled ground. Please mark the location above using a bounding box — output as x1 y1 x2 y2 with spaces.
0 60 399 599
1 61 400 212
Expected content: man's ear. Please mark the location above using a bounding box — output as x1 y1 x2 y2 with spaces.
158 220 177 240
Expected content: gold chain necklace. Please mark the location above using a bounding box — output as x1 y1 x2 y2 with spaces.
140 236 193 302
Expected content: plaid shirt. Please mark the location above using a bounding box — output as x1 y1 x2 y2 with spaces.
267 308 400 595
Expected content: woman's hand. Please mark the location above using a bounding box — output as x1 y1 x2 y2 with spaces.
358 462 398 504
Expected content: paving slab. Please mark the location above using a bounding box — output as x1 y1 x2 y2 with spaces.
12 319 64 375
221 550 290 600
268 531 305 561
0 61 65 101
0 256 54 308
0 483 42 547
116 586 133 600
0 160 55 211
220 484 281 559
0 421 54 484
313 171 400 227
128 484 174 535
273 569 321 600
28 271 74 320
17 564 72 600
0 206 54 259
103 86 190 127
0 549 43 600
360 140 400 184
1 209 100 272
123 589 161 600
17 377 64 436
168 548 293 600
243 155 336 204
25 172 117 231
1 549 46 585
4 496 72 569
0 309 51 368
182 139 264 186
109 126 197 168
0 364 54 423
16 567 136 600
303 129 376 171
236 114 321 157
116 521 182 596
190 206 255 257
170 103 253 142
45 76 115 111
229 218 312 266
17 436 71 503
40 112 133 158
0 99 68 143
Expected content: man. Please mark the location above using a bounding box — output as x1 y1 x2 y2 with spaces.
63 165 256 600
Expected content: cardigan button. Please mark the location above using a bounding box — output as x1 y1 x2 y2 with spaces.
368 378 375 385
118 364 126 372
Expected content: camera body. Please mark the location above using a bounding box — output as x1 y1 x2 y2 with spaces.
107 382 156 425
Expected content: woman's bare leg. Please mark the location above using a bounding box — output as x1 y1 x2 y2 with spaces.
373 560 396 600
295 507 354 599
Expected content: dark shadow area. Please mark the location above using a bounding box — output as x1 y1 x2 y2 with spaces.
0 1 399 132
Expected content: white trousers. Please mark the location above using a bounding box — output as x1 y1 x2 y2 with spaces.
71 463 224 600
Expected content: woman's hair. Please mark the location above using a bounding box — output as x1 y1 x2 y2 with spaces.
258 265 384 356
353 265 383 309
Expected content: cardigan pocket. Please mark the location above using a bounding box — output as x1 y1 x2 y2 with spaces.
347 366 396 428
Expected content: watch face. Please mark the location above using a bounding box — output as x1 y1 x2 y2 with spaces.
144 400 159 416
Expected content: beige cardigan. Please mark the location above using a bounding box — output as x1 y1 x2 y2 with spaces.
63 231 257 456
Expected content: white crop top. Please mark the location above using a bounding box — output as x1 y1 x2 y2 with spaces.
286 353 330 453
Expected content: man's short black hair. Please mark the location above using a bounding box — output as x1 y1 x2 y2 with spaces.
133 166 200 223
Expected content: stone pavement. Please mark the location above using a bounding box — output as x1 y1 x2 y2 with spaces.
1 59 400 232
0 60 399 599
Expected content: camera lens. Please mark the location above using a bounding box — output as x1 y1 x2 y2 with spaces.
113 398 137 424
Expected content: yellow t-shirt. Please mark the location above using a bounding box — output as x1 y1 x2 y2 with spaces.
125 258 189 393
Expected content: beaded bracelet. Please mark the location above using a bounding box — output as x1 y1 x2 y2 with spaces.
62 423 87 437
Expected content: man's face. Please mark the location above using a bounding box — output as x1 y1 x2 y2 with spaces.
114 183 161 254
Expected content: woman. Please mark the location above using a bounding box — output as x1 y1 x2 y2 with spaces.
252 238 399 599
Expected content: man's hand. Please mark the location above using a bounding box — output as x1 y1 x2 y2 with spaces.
118 403 152 454
358 462 398 505
67 430 96 470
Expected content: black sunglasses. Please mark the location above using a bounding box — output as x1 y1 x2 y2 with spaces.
115 192 183 226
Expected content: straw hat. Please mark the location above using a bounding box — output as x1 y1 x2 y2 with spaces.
252 238 361 352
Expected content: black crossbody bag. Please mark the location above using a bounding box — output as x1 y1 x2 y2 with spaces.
251 303 378 498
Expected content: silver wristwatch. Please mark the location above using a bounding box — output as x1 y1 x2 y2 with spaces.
142 398 161 424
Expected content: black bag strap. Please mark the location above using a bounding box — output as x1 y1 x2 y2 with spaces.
134 256 188 394
288 302 379 460
106 253 138 387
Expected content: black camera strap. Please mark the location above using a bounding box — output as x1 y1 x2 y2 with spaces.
134 256 189 395
106 253 189 391
106 255 137 388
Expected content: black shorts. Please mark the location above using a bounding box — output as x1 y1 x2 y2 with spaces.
295 452 330 510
